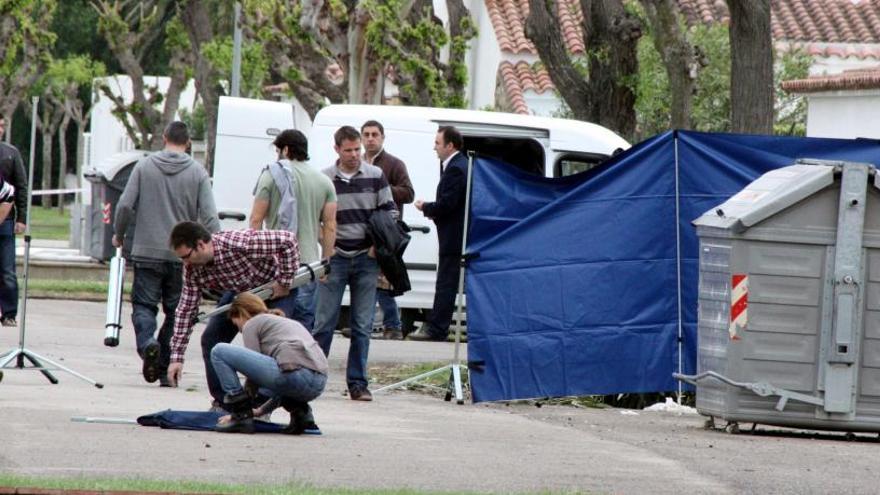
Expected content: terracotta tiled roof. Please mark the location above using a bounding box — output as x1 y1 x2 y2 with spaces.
486 0 585 55
676 0 880 44
675 0 730 26
498 61 555 114
803 42 880 60
782 65 880 92
486 0 880 56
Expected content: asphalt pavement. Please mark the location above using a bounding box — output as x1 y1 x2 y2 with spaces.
1 299 878 494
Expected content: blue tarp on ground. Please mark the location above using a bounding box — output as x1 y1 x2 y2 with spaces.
466 130 880 403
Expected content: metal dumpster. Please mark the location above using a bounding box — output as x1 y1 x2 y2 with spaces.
681 159 880 432
82 151 148 261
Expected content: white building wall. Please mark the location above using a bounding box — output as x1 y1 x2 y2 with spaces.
809 56 880 76
805 90 880 139
463 0 501 110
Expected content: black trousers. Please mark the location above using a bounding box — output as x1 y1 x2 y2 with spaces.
425 254 462 338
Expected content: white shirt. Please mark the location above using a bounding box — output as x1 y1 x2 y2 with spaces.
441 151 460 172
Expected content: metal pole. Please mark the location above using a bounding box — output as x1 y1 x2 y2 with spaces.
674 132 683 403
231 2 242 97
17 97 38 352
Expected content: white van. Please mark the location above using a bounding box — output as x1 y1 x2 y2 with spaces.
212 99 629 331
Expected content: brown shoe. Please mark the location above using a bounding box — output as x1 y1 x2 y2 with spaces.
383 327 403 340
349 386 373 401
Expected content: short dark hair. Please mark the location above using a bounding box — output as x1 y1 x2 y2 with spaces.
360 120 384 135
169 221 211 250
164 121 190 146
272 129 309 161
334 126 360 146
438 126 463 150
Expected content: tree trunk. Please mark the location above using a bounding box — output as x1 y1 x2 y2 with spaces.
57 117 70 213
527 0 641 139
728 0 773 134
181 0 221 172
584 0 642 139
526 0 592 118
640 0 699 130
444 0 472 105
40 125 52 208
347 4 384 104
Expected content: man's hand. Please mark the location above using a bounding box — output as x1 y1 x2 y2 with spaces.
270 281 290 299
414 199 424 211
167 362 183 387
368 246 376 258
13 222 25 234
111 235 122 248
319 258 330 283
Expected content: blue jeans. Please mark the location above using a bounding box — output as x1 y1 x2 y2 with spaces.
201 288 298 404
292 281 318 331
131 261 183 374
312 252 379 390
211 343 327 402
0 218 17 319
376 289 401 330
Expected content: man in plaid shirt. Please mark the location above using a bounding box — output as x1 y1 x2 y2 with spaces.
165 221 299 409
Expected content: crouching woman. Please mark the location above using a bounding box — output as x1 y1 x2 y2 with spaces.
211 292 328 434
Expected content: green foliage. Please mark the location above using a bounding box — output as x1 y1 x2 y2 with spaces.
0 1 58 79
178 104 207 140
363 0 477 108
635 22 731 139
636 19 809 139
774 45 811 136
202 37 271 98
43 55 107 97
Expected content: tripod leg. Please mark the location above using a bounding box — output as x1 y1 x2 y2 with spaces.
0 349 14 367
23 351 59 384
452 364 464 405
22 349 103 388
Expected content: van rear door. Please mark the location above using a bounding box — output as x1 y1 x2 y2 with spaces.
212 97 299 229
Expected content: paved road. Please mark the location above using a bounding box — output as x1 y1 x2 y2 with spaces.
1 299 878 494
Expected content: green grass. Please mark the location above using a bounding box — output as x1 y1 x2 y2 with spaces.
0 474 499 495
370 361 470 398
27 206 71 240
22 278 130 295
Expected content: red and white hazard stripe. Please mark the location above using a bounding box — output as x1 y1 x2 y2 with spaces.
102 202 112 224
729 274 748 340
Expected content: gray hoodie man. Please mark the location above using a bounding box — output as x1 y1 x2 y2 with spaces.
112 121 220 387
114 149 220 261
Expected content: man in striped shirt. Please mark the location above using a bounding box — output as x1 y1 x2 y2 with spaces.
313 126 397 401
165 221 299 410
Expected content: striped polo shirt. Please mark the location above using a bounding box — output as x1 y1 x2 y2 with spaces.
323 161 397 255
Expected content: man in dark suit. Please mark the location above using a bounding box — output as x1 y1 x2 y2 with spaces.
410 126 468 341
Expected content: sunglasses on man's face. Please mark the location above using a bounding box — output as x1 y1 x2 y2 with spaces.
179 246 196 260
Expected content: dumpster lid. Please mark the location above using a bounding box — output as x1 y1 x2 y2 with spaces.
84 150 149 181
693 163 836 231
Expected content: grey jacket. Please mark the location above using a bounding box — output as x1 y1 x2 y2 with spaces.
114 150 220 262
